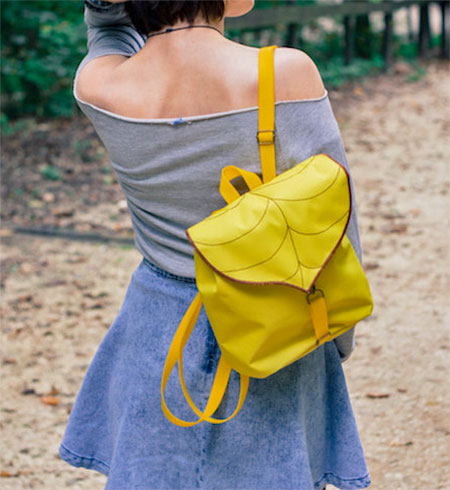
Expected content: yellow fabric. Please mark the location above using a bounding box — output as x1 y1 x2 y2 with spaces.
219 165 263 203
193 233 373 378
188 154 351 293
258 45 277 183
161 292 250 426
161 44 374 426
308 295 332 345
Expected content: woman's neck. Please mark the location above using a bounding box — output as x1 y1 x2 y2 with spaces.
141 17 226 51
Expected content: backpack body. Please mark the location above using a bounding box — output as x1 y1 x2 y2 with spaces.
188 154 373 378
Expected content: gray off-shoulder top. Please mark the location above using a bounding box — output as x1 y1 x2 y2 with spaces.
74 2 364 360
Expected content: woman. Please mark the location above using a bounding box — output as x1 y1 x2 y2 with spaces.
59 1 371 489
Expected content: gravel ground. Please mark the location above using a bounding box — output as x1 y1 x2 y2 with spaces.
1 58 449 489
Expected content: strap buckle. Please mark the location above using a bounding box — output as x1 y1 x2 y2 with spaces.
306 285 324 304
256 129 275 145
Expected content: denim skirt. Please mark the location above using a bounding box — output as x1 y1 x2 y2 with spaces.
59 257 371 490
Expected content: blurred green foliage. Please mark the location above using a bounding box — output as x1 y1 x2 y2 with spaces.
1 0 439 132
1 0 86 124
40 164 61 180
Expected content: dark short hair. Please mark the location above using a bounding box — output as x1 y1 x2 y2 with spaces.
124 1 226 37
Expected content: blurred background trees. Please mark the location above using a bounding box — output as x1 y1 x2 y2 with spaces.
1 1 86 123
1 0 447 131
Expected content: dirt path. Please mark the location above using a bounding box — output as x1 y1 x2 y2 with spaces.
1 59 449 489
334 59 450 489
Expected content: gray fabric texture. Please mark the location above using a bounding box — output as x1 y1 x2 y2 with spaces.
74 2 364 360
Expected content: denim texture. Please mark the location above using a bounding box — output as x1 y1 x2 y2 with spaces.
59 258 370 489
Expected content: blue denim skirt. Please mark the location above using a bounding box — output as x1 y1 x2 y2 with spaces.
59 257 371 490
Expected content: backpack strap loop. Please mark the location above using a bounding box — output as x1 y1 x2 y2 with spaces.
220 165 263 203
178 345 250 425
161 292 250 427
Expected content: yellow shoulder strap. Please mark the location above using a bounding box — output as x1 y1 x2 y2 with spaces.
161 45 278 427
257 45 278 183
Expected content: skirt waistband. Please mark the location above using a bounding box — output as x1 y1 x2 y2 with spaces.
142 257 197 284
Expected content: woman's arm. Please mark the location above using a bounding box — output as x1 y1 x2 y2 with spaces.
78 0 146 73
322 109 362 363
73 0 147 103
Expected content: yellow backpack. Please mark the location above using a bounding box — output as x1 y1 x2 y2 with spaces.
161 45 374 427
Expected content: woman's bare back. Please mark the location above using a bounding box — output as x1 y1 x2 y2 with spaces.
76 35 326 120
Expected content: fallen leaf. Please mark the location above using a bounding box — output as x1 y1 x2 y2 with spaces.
65 309 80 317
47 385 60 396
40 395 60 406
75 351 90 358
385 272 398 279
51 207 74 217
2 358 17 365
42 279 67 287
381 223 408 234
9 294 33 305
73 279 90 288
68 257 88 264
21 388 36 396
364 262 380 271
382 211 406 219
389 440 414 447
89 302 105 309
366 392 390 399
435 427 450 435
83 291 109 299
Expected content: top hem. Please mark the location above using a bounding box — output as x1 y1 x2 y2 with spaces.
73 52 329 125
74 90 329 124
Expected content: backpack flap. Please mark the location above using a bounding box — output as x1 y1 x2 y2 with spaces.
186 152 351 294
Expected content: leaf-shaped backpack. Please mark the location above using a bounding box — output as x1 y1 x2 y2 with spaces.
161 45 374 427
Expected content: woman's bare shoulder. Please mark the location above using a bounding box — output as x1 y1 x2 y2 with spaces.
274 47 326 102
74 44 327 115
75 55 127 104
232 43 326 101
